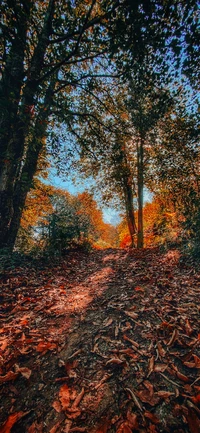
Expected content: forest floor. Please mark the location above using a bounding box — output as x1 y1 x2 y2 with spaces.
0 247 200 433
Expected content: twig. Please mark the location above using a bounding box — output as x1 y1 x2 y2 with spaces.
191 376 200 386
125 387 143 412
160 373 181 388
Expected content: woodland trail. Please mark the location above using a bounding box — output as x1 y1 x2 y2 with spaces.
0 248 200 433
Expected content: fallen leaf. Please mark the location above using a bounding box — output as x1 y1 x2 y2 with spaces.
116 423 132 433
71 387 85 408
36 341 57 353
0 411 29 433
185 319 193 336
137 389 160 406
0 371 18 383
134 286 144 292
27 422 43 432
154 363 168 373
125 311 138 320
14 364 32 379
157 342 166 358
52 400 62 413
186 408 200 433
126 410 138 428
106 357 124 366
167 329 178 346
147 356 155 377
144 411 160 424
156 391 174 398
193 355 200 369
59 384 70 410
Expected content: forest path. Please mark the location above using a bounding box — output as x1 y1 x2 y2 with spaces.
0 248 200 433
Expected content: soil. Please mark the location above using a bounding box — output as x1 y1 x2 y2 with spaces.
0 247 200 433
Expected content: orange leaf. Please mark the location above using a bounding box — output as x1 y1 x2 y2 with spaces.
176 370 189 382
52 400 62 413
193 355 200 369
95 419 110 433
137 389 160 406
156 391 174 398
36 341 56 353
0 411 29 433
134 286 144 292
59 384 70 410
0 371 18 384
186 408 200 433
116 423 132 433
126 410 138 429
144 411 160 424
27 422 43 432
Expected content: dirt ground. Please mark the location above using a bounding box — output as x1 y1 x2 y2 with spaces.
0 247 200 433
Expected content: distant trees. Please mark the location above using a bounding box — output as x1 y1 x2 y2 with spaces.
16 184 117 254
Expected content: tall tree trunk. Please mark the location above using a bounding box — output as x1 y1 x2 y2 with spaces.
3 80 55 250
137 136 144 248
0 0 55 249
0 2 30 249
123 177 137 247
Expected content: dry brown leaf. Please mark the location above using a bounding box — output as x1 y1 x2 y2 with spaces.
193 355 200 369
36 341 57 353
119 348 138 360
52 400 62 413
62 419 72 433
176 370 190 383
137 389 160 406
0 371 18 383
27 422 43 432
125 311 138 320
157 342 166 358
167 329 178 346
147 356 155 377
156 390 174 398
14 364 32 379
186 408 200 433
106 357 124 366
116 423 132 433
185 319 193 336
154 363 168 373
144 411 160 424
123 334 139 348
143 380 154 397
103 318 113 327
59 384 70 410
126 410 138 429
49 420 63 433
71 387 84 408
0 411 29 433
66 410 81 419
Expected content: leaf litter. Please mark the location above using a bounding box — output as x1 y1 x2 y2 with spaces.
0 247 200 432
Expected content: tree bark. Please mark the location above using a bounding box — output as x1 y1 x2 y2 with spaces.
2 79 55 250
123 177 137 247
137 136 144 248
0 1 55 249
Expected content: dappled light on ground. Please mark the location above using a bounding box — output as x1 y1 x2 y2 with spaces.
0 248 200 432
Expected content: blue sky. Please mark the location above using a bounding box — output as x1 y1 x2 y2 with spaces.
47 170 153 226
47 170 122 225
